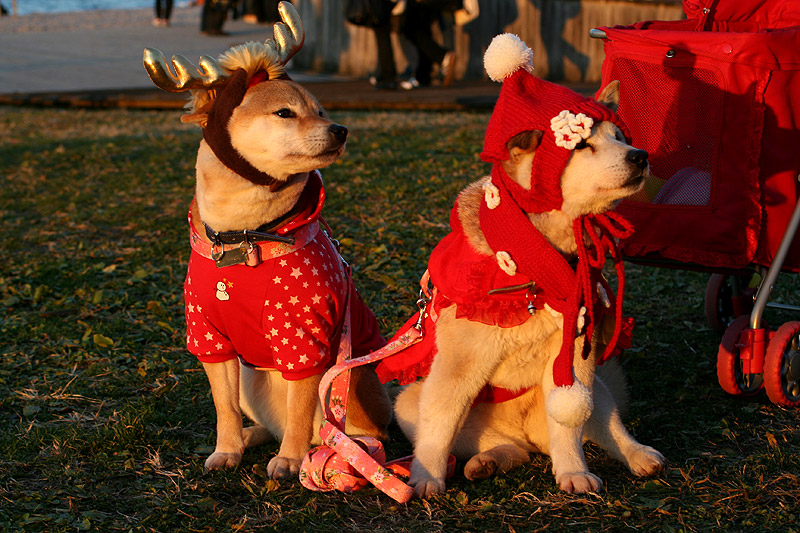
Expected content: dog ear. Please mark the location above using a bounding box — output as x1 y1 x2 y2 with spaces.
506 130 543 163
595 80 620 112
180 100 213 128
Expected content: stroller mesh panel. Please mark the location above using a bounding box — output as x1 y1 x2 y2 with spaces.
612 57 722 207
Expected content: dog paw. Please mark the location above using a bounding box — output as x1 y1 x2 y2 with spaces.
204 451 242 470
267 456 301 479
626 445 665 477
410 477 447 499
408 462 446 498
556 471 603 494
464 454 498 481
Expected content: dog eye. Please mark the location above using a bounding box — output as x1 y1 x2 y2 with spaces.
275 108 296 118
318 110 325 117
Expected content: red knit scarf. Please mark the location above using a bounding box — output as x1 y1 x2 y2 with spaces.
479 164 634 388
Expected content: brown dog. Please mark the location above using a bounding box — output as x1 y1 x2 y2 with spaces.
380 34 664 498
144 3 391 479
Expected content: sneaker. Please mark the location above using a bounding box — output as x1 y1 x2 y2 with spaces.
400 77 420 90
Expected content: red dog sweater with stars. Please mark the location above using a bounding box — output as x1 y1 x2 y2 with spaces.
184 173 385 380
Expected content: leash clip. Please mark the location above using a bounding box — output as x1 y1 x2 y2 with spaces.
414 289 430 333
526 284 538 315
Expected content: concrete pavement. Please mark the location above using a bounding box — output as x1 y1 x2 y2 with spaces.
0 6 599 110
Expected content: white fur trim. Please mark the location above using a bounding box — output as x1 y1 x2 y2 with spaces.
483 179 501 209
495 251 517 276
483 33 534 82
576 306 587 333
597 282 610 308
547 382 593 427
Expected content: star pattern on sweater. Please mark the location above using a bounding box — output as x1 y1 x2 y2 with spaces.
185 235 349 378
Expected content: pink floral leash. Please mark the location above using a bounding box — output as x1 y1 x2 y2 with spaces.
300 270 454 503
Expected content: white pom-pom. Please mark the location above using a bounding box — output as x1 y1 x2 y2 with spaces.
546 382 593 427
484 33 534 82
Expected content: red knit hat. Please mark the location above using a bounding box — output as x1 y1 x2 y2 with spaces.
481 34 630 214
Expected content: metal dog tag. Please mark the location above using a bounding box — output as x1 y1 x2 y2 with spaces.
214 243 250 268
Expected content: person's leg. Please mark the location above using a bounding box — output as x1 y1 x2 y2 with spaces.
373 22 397 88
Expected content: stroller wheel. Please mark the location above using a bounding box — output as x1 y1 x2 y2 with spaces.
717 315 764 397
704 273 756 334
764 321 800 407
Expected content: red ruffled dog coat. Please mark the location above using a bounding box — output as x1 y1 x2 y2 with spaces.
378 33 635 427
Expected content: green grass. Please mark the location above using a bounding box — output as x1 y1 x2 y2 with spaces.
1 105 798 532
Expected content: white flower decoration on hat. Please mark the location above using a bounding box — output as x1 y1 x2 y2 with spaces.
483 179 501 209
496 251 517 276
550 110 594 150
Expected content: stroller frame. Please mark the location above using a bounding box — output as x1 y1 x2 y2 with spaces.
590 0 800 407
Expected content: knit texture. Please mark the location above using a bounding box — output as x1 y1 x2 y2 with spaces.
479 166 634 416
480 34 630 214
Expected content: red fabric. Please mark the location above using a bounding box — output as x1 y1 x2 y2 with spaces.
600 12 800 271
375 311 434 386
247 70 269 88
481 68 629 214
684 0 800 31
479 173 633 388
376 190 632 389
428 199 543 326
185 177 385 379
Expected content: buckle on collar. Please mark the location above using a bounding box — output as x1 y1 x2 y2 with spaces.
207 227 263 268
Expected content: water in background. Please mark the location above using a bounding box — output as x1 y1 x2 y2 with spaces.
5 1 188 16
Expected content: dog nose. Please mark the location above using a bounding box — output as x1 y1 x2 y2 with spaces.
626 149 649 170
329 124 348 143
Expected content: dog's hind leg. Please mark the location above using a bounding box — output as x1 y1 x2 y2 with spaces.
464 444 531 480
344 366 392 440
242 425 274 448
202 359 245 470
584 373 665 477
267 373 323 479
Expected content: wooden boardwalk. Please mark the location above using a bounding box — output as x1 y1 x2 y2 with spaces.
292 0 683 84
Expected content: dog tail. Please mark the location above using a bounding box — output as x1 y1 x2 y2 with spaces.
596 359 630 418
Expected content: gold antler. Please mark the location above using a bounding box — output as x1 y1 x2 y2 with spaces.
142 1 304 93
143 49 230 93
270 1 305 65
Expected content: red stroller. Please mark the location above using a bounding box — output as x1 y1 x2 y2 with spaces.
591 0 800 406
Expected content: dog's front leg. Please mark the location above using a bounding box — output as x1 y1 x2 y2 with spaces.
267 373 322 479
543 335 602 494
203 359 245 470
408 319 498 498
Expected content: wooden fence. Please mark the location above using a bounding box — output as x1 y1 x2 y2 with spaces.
291 0 684 83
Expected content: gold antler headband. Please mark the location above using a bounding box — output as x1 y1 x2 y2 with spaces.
143 1 304 93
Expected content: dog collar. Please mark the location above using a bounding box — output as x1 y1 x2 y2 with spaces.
189 170 327 267
202 189 309 246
